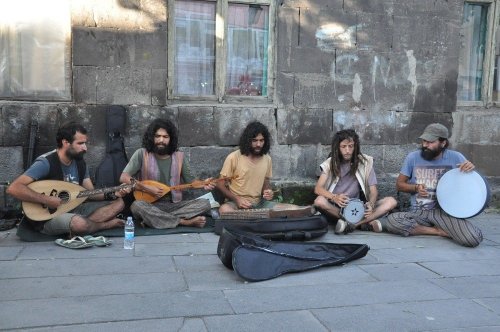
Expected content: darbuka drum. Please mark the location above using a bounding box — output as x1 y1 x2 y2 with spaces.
436 168 490 219
341 198 365 224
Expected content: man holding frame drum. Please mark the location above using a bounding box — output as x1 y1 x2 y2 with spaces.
313 129 397 234
385 123 483 247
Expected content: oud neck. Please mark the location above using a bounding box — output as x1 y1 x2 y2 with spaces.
77 185 125 198
170 183 196 191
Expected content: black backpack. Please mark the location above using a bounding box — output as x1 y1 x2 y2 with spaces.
94 105 128 188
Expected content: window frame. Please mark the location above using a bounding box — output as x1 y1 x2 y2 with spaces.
167 0 275 103
458 0 499 107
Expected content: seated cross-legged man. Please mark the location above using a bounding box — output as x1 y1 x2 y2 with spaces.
119 118 214 229
216 121 311 218
7 121 129 238
385 123 483 247
313 129 397 234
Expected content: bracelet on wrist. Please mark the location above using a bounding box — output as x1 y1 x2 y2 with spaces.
104 191 118 201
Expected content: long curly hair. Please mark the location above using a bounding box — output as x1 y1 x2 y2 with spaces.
142 118 178 154
239 121 271 155
56 121 87 148
330 129 366 178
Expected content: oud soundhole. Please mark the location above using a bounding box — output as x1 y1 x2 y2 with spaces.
58 191 70 203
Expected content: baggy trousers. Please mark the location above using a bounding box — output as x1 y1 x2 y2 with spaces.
386 208 483 247
130 198 211 229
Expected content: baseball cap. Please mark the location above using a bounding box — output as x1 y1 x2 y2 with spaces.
419 123 449 141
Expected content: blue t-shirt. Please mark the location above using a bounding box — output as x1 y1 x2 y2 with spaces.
400 149 466 209
24 150 90 184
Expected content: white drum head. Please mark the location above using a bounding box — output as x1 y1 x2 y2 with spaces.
341 198 365 224
436 169 490 219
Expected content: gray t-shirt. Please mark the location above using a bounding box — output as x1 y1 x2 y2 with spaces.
331 162 377 199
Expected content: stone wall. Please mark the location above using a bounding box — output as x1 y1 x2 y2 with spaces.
1 0 499 209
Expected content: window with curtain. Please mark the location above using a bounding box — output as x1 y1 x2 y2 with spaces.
458 3 488 102
171 0 272 100
174 0 216 96
493 11 500 102
225 4 269 96
0 0 71 100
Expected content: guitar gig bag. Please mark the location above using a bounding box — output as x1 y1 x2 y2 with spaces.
217 227 370 282
214 215 329 241
94 105 129 188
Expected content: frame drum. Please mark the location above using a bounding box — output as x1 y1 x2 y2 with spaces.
436 168 490 219
341 198 365 224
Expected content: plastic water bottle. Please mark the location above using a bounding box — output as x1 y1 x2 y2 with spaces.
124 216 135 249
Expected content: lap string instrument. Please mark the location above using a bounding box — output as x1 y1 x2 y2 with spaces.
436 168 490 219
133 176 235 203
22 180 136 221
219 206 313 220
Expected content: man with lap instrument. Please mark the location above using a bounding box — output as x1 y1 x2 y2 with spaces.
384 123 483 247
7 121 130 236
119 118 214 228
216 121 309 217
313 129 397 234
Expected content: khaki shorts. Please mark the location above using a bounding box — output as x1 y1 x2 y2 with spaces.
41 201 109 236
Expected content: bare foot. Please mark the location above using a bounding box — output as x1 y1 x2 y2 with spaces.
109 218 125 228
435 227 450 238
179 216 206 228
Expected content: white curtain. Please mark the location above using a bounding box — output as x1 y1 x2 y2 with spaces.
174 0 216 96
0 0 71 100
225 4 268 96
458 3 486 101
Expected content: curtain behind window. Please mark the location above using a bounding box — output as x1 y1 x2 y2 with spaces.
225 4 269 96
458 3 487 101
174 0 216 96
0 0 71 100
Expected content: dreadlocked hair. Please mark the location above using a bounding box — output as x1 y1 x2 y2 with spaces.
239 121 271 156
142 118 178 154
329 129 366 178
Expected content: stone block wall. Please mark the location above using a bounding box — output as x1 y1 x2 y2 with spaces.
0 0 499 208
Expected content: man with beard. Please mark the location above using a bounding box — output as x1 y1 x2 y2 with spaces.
313 129 397 234
119 118 214 228
7 121 129 236
384 123 483 247
216 121 300 213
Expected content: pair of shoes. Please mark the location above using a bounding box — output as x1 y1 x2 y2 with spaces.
358 220 383 233
335 219 355 235
54 235 112 249
55 236 94 249
83 235 113 247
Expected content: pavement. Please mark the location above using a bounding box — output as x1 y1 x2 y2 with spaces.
1 211 500 332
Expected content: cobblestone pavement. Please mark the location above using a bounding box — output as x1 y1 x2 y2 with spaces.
1 212 499 331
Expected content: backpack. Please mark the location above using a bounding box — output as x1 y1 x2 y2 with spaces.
94 105 129 188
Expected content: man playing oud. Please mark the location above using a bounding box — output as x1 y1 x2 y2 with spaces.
120 118 214 228
7 121 129 236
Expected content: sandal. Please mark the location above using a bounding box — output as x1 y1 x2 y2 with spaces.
83 235 112 247
55 236 94 249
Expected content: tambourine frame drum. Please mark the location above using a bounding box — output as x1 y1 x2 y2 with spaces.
341 198 365 224
436 168 490 219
